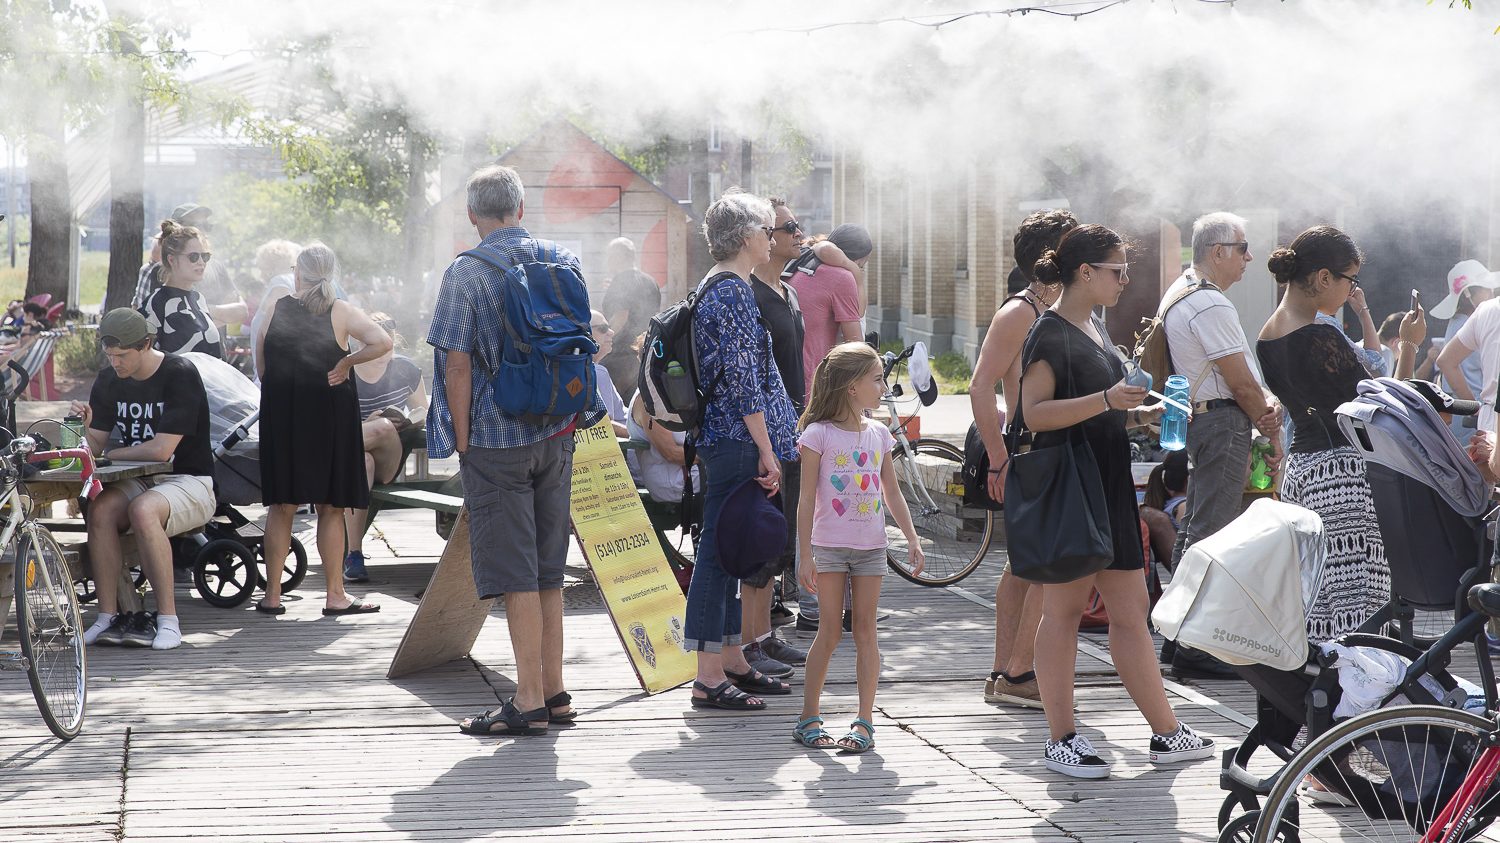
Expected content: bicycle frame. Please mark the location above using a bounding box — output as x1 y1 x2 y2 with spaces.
1425 738 1500 843
879 346 944 516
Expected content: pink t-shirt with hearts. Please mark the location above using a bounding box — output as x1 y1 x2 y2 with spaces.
798 419 897 551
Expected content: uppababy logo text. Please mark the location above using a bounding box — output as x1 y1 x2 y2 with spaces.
1210 627 1282 660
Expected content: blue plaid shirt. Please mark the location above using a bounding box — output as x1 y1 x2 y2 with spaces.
693 273 799 461
426 226 605 457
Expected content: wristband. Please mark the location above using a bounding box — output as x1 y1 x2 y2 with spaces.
1102 391 1113 411
987 468 1004 475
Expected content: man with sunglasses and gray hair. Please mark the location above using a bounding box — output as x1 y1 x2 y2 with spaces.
1157 211 1282 679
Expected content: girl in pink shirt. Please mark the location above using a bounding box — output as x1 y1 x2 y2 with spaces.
792 342 923 753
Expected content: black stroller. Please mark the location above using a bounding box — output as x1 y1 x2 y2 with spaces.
174 353 308 609
1156 378 1498 842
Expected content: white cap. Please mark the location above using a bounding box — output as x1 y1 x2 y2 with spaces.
1429 259 1500 320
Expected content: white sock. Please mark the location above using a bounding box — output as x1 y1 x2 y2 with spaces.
152 615 182 650
83 613 116 645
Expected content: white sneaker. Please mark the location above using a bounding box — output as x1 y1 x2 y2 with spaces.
1149 722 1215 764
82 614 115 645
151 622 183 650
1044 732 1111 779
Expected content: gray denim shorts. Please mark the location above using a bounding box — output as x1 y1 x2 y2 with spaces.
812 545 888 577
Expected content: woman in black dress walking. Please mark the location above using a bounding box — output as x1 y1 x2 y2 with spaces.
1018 225 1214 779
254 243 392 615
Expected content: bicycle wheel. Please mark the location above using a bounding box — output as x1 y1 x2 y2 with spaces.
885 437 993 586
16 527 87 740
1254 704 1500 843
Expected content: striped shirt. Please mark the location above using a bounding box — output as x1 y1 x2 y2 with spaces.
356 355 424 418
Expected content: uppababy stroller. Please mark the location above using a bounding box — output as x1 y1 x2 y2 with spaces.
175 353 308 608
1152 378 1498 842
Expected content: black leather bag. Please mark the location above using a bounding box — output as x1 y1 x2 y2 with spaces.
1001 321 1114 584
961 423 1003 511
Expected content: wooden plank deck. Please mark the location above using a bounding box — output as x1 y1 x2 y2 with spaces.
0 506 1279 842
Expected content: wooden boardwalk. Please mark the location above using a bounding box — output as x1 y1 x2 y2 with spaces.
0 506 1270 842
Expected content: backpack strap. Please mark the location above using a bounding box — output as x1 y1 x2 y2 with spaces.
460 245 532 356
1156 276 1215 388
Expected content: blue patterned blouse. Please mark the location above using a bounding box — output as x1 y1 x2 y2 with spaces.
693 273 799 461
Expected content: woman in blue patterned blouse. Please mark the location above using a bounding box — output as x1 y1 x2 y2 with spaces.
687 190 800 711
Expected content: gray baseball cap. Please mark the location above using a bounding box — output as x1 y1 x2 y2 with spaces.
97 308 155 346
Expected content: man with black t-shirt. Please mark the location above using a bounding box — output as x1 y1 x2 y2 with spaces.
73 308 216 652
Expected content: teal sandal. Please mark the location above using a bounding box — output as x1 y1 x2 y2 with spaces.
838 718 876 754
792 715 837 749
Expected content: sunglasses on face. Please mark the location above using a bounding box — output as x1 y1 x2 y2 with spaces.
1215 241 1250 255
759 226 775 239
1089 262 1130 280
181 252 212 264
770 220 803 236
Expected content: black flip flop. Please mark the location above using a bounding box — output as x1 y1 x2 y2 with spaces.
457 698 548 736
323 601 381 616
545 691 577 724
254 601 285 615
724 668 792 695
689 679 767 711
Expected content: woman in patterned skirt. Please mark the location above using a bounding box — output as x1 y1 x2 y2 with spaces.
1257 225 1425 641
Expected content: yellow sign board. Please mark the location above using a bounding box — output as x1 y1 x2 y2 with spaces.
570 421 695 694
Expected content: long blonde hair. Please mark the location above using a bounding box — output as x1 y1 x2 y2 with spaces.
799 342 880 430
294 243 339 316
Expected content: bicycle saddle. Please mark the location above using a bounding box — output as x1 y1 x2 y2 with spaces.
1466 582 1500 619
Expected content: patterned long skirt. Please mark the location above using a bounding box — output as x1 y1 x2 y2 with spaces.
1279 446 1390 643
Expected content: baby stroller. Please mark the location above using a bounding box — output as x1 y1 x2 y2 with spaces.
174 353 308 608
1152 378 1498 842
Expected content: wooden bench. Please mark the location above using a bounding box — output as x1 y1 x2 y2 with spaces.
365 475 464 540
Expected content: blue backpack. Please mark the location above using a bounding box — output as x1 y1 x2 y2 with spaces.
460 244 598 427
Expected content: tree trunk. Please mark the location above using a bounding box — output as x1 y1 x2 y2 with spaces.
24 99 71 307
105 29 146 313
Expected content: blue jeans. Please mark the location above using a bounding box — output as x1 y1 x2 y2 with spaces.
683 439 760 653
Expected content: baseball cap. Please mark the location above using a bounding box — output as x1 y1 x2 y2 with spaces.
827 224 873 262
170 203 214 229
907 341 939 407
1429 260 1499 320
97 308 154 346
1403 378 1481 416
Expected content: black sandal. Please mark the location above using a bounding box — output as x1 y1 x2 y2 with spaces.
545 691 577 724
457 698 548 736
724 668 792 695
689 680 767 710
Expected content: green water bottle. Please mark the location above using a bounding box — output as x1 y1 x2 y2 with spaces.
58 415 83 471
1248 436 1273 491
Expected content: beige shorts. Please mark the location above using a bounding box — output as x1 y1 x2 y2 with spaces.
812 545 888 577
114 475 216 537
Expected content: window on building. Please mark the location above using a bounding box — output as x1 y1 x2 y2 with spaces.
708 172 722 202
707 120 721 152
956 196 969 276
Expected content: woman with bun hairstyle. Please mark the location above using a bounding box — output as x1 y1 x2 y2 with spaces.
1018 224 1215 780
140 219 224 359
1257 226 1424 642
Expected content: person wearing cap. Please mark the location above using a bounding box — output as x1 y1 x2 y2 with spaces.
785 224 872 406
682 189 799 712
1159 212 1283 680
970 209 1075 708
72 308 217 652
1435 261 1500 437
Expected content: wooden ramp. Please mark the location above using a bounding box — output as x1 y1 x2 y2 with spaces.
0 507 1276 841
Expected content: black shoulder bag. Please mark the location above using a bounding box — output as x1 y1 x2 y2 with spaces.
1001 319 1115 584
962 294 1041 510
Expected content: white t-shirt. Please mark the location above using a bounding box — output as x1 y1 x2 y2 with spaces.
1162 280 1261 403
1451 298 1500 433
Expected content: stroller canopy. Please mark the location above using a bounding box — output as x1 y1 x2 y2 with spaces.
1152 499 1326 672
180 352 259 455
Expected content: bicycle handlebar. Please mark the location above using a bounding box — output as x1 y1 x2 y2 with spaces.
24 443 102 501
881 345 917 381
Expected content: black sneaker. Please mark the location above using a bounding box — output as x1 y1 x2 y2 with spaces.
93 612 132 647
121 611 158 648
794 613 819 639
1149 723 1215 764
1044 732 1111 779
769 601 795 628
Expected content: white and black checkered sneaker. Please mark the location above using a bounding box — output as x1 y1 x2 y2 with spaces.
1043 732 1110 779
1149 722 1215 764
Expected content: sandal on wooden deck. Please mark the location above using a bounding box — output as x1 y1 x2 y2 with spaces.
457 699 548 736
792 715 837 749
545 691 577 724
689 680 767 711
838 718 876 754
723 667 791 696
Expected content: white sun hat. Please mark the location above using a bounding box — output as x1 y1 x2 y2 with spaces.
1429 259 1500 320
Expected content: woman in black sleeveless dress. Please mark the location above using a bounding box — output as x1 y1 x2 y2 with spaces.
1017 225 1215 780
254 243 393 615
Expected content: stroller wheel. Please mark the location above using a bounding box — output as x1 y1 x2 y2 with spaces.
1218 810 1295 843
74 564 147 605
193 539 258 608
257 538 309 593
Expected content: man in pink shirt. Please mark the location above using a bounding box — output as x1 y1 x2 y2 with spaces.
786 224 872 403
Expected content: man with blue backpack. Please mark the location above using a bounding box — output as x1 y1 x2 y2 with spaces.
427 164 605 737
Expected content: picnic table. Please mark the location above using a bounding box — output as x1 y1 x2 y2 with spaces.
28 459 173 612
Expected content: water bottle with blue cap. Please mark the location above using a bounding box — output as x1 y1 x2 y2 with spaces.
1158 375 1190 451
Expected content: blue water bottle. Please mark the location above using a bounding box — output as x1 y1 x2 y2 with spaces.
1159 374 1189 451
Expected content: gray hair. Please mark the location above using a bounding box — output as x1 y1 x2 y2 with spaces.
607 237 637 265
702 189 773 262
295 242 339 317
255 239 302 281
467 165 525 221
1191 212 1249 265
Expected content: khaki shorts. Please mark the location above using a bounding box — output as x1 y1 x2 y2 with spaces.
114 475 216 537
812 545 888 577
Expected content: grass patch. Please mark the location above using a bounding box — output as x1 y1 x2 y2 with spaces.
933 350 972 395
0 249 113 310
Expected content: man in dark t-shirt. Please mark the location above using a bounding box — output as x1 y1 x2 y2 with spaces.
599 237 662 398
73 308 216 652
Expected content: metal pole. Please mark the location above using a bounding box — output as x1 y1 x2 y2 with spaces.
6 141 15 268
